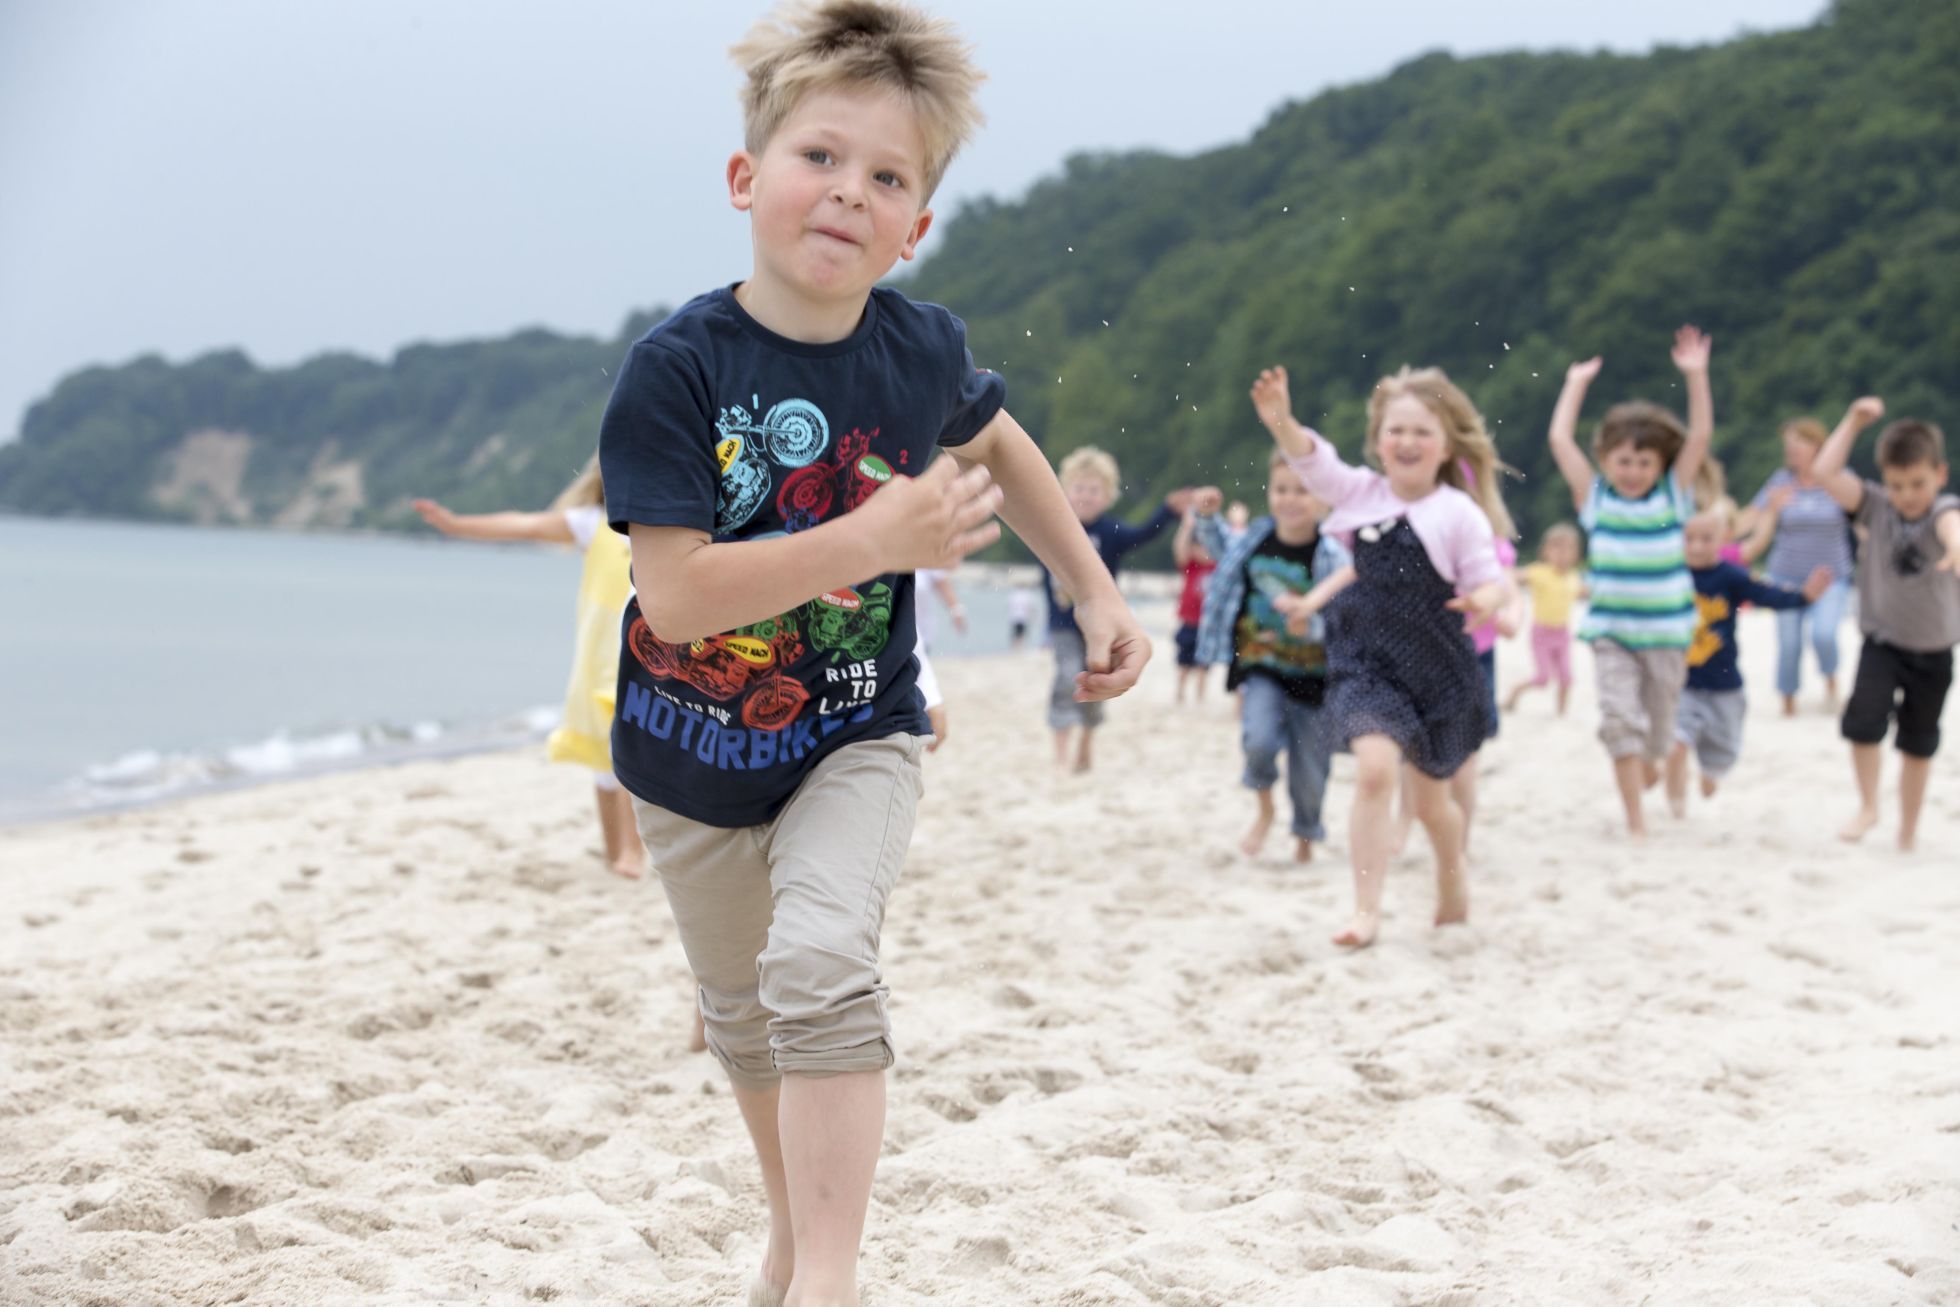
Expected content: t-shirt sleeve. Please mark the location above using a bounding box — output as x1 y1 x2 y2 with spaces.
1852 480 1887 530
937 312 1007 448
563 506 604 549
598 340 719 537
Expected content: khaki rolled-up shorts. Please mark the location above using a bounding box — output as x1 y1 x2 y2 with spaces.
632 733 926 1090
1593 640 1687 762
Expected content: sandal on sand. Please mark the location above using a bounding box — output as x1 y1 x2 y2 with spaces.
747 1278 787 1307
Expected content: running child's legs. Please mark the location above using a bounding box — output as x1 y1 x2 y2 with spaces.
1594 640 1685 835
1406 768 1468 926
1047 628 1104 769
1839 637 1952 847
1668 688 1745 815
1339 734 1401 948
633 734 925 1300
1280 694 1333 844
593 773 643 879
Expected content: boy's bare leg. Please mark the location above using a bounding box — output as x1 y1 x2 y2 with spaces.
600 788 644 879
1664 743 1691 819
1840 743 1882 841
1240 788 1276 857
1073 727 1094 773
1782 694 1798 717
1337 735 1399 948
1409 770 1468 926
780 1069 884 1306
730 1080 796 1300
1052 727 1073 768
1612 755 1649 838
1898 754 1931 851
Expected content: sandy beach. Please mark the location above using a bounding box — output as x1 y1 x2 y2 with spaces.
2 608 1956 1306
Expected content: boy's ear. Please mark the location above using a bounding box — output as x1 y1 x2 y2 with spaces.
896 207 934 263
727 151 758 212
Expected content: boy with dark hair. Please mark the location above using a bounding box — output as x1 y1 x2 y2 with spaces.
1808 397 1960 850
598 5 1152 1302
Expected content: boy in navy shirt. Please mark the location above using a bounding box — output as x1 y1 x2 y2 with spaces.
597 5 1151 1302
1666 509 1828 814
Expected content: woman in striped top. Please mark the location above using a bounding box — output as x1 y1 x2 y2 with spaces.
1746 417 1858 715
1547 326 1716 838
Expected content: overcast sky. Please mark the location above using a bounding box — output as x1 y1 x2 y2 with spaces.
0 0 1826 443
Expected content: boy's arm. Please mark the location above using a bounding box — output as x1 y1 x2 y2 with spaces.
1668 326 1715 496
413 500 575 544
1936 504 1960 576
1810 396 1884 512
1105 501 1182 557
1740 566 1831 611
929 571 967 633
953 410 1149 699
1548 358 1602 513
1250 366 1374 506
1172 511 1200 566
630 458 1001 644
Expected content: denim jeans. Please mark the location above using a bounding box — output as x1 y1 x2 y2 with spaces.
1239 673 1333 841
1772 577 1851 698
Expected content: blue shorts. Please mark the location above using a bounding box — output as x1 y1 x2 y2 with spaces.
1174 623 1201 668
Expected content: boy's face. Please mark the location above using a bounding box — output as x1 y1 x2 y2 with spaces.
1880 459 1949 521
1266 463 1323 532
1064 475 1113 523
1682 515 1723 569
1601 444 1665 499
729 86 934 307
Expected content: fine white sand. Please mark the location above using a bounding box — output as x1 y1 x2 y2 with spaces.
3 608 1956 1306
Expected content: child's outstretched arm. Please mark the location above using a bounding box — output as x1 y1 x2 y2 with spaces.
1548 358 1602 512
1810 396 1885 512
1669 326 1715 496
955 410 1149 701
1743 566 1834 610
1250 366 1371 506
413 499 576 545
1936 504 1960 576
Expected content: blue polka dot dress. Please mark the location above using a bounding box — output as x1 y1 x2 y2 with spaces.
1323 517 1495 779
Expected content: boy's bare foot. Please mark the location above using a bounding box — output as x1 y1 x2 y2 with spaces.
1839 807 1879 842
1699 777 1718 799
1294 838 1314 864
1241 792 1275 857
1782 695 1797 717
1332 913 1378 949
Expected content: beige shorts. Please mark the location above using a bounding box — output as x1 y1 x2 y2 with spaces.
1593 641 1687 762
632 733 926 1090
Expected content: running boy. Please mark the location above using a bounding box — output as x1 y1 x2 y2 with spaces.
1548 327 1716 837
1665 510 1830 814
1807 397 1960 850
597 7 1151 1303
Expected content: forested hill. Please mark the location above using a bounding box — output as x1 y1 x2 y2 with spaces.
2 0 1952 541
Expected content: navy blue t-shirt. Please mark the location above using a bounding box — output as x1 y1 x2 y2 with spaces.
599 285 1007 827
1042 505 1177 633
1686 562 1810 692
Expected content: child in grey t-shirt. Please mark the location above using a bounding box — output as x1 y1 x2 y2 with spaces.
1808 396 1960 851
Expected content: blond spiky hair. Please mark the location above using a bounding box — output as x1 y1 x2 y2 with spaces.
731 1 985 199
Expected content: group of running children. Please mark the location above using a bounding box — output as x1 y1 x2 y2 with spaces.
410 4 1958 1302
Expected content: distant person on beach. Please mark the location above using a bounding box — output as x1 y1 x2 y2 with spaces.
412 458 646 883
1667 509 1830 815
1006 585 1036 650
915 566 966 648
1547 327 1716 838
1805 398 1960 850
1744 417 1859 715
1170 502 1218 703
1252 363 1512 949
1504 523 1586 716
1192 459 1349 862
1041 445 1208 772
595 6 1153 1301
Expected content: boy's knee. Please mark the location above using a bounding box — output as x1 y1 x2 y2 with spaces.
757 937 894 1076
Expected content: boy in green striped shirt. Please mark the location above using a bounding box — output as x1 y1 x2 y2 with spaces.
1547 326 1716 836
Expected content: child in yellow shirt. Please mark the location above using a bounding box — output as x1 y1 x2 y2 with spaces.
1505 523 1587 716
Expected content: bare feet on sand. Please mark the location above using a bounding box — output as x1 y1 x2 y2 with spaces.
1332 913 1378 949
1839 807 1879 843
1435 866 1469 926
1241 793 1275 857
1294 838 1314 864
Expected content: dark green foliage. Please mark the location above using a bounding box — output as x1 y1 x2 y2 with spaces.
2 1 1952 545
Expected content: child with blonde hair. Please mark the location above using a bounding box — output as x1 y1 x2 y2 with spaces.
1253 363 1512 949
1505 523 1586 716
1042 444 1206 770
1547 327 1716 837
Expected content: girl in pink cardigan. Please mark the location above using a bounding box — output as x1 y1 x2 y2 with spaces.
1253 365 1515 949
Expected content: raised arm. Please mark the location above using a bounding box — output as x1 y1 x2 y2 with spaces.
1172 510 1202 567
1810 396 1885 513
1250 366 1373 506
412 500 576 544
1548 357 1602 513
1669 326 1715 496
1189 486 1227 560
1103 500 1182 557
